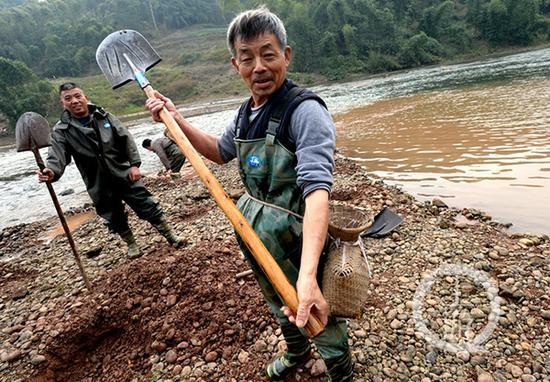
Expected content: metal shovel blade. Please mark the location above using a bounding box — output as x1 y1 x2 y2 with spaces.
15 112 51 152
361 207 403 238
96 30 161 89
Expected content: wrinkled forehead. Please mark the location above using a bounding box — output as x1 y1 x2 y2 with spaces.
235 32 280 51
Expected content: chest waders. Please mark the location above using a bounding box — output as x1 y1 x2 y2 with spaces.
234 96 353 381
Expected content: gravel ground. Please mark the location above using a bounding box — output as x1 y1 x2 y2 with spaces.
0 156 548 382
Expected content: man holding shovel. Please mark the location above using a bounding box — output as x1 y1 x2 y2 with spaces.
38 82 184 259
145 7 353 381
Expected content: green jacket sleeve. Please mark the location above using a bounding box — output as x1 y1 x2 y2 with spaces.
46 126 72 182
109 114 141 167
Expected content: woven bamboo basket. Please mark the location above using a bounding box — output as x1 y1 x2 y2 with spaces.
323 204 373 318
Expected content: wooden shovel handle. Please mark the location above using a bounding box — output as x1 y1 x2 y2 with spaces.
33 149 92 291
143 86 325 337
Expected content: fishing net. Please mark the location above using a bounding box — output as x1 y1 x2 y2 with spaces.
322 204 373 318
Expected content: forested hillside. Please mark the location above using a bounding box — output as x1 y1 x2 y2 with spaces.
0 0 548 132
0 0 224 77
248 0 550 78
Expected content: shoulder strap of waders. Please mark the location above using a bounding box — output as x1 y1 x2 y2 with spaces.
265 86 303 147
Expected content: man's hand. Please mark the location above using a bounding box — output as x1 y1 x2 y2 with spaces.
281 276 329 328
37 168 54 183
128 166 141 182
145 91 177 122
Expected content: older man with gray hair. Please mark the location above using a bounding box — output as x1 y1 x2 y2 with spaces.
146 7 353 381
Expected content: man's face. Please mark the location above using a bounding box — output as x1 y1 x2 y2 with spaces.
60 88 89 118
231 33 291 107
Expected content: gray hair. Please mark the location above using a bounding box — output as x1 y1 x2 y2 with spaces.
226 6 287 57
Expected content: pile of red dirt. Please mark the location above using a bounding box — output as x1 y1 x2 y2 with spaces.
30 240 281 381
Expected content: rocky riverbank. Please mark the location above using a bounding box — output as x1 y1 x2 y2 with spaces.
0 157 548 382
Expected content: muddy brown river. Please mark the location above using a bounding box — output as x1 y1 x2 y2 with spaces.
335 76 549 234
1 48 549 233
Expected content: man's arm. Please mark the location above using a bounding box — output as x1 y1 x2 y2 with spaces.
41 128 71 182
293 188 330 328
282 99 336 328
145 91 224 164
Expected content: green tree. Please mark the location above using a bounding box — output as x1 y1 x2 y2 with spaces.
484 0 510 43
285 4 321 72
220 0 241 21
0 57 56 131
398 31 444 67
504 0 540 44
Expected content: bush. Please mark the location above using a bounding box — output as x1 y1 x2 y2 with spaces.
321 54 367 80
365 51 400 73
398 32 445 68
178 52 201 65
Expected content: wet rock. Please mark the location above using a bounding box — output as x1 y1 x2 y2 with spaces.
205 351 218 362
311 359 327 376
518 238 534 247
30 355 47 365
510 365 523 378
432 198 448 208
151 340 167 353
181 365 192 377
59 188 75 196
164 350 177 364
477 372 495 382
166 295 177 307
253 340 267 352
1 350 21 363
237 350 249 364
10 286 29 300
83 246 103 258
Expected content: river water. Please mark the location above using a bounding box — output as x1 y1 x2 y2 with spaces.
0 48 549 233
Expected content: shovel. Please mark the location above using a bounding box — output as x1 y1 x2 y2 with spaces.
361 207 403 238
96 30 325 337
16 112 92 291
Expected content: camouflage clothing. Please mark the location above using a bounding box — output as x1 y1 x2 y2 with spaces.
234 94 353 381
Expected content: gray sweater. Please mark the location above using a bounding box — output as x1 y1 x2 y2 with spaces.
217 99 336 197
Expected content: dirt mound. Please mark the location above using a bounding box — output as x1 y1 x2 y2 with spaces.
30 240 276 381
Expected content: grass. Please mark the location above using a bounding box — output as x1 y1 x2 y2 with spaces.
50 25 247 118
49 25 326 119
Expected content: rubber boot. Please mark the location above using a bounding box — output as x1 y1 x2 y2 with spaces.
325 351 354 382
266 346 311 380
153 218 186 248
119 229 143 259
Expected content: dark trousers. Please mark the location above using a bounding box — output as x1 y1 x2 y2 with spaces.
238 238 354 381
93 179 163 234
166 143 186 172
